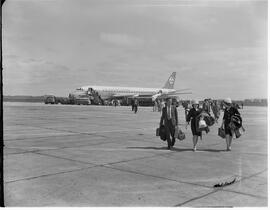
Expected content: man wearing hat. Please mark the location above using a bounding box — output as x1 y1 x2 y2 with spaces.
160 98 178 150
221 98 240 151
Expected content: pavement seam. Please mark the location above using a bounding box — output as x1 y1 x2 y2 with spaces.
4 150 182 184
222 189 267 199
29 146 267 194
5 165 98 184
4 138 126 155
103 165 268 202
32 151 95 166
34 149 172 168
221 168 267 189
4 133 81 141
102 164 214 190
174 190 219 207
13 123 152 137
174 169 268 206
4 153 163 184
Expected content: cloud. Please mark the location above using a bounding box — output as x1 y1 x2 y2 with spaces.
100 33 144 48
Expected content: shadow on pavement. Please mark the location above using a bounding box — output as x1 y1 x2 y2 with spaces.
127 146 168 150
127 147 227 153
198 149 227 152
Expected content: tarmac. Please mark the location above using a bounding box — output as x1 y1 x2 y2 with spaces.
3 102 268 207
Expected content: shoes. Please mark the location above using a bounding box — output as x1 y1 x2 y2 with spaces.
171 139 175 147
227 147 231 151
167 146 171 150
193 147 197 152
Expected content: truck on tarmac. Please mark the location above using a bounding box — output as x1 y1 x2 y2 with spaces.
44 95 58 104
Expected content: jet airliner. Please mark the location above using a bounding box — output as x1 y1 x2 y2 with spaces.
77 72 191 101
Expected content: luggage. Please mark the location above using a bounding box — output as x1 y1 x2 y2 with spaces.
195 115 209 133
178 129 185 141
204 116 215 126
230 114 242 129
234 128 241 138
199 118 207 129
156 127 160 136
174 126 185 141
159 125 166 141
218 127 226 138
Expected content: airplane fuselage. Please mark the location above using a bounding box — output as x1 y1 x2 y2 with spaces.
80 85 176 100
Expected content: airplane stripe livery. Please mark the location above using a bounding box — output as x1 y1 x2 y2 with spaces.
78 72 191 101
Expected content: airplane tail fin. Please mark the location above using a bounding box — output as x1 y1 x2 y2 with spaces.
162 72 176 89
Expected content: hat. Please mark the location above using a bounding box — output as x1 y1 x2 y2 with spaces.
192 100 199 105
224 98 232 104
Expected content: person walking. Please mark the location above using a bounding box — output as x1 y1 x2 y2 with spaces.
134 98 139 114
211 100 220 123
185 100 202 151
159 98 178 150
131 99 135 111
220 98 240 151
202 99 211 114
153 100 158 112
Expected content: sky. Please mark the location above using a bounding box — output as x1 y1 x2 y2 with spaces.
2 0 268 100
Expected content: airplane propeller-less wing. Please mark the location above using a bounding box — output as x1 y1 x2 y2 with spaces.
152 91 192 101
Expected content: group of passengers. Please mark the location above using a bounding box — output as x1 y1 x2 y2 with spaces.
158 97 243 152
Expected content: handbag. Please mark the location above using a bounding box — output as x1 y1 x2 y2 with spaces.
204 116 215 126
199 118 207 129
234 128 241 138
218 127 226 139
175 125 185 140
159 125 166 141
178 129 185 141
174 125 179 138
156 127 160 136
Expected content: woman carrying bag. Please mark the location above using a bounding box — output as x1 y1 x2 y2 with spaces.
220 98 241 151
185 100 202 151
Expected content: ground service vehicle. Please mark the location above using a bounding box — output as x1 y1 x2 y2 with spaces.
44 95 57 104
75 95 91 105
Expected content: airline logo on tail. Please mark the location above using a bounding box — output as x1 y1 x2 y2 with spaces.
163 72 176 89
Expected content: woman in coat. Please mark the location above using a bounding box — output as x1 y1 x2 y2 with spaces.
186 100 202 151
220 98 240 151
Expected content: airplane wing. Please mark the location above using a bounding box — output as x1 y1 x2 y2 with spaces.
166 92 192 96
152 92 192 101
112 93 137 97
111 93 153 99
173 88 191 93
111 91 192 101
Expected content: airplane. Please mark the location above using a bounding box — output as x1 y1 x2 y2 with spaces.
76 72 191 101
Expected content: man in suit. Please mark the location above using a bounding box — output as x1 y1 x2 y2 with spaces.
160 98 178 150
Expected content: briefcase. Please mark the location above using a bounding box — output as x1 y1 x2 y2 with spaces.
156 128 160 136
218 127 226 139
